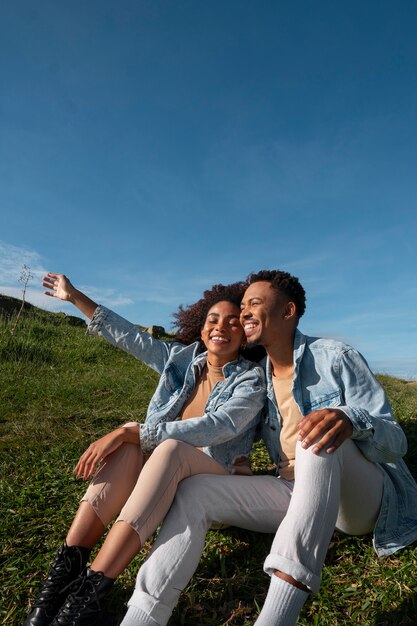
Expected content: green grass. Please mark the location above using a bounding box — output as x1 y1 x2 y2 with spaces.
1 302 416 625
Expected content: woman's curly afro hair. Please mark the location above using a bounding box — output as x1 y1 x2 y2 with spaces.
172 281 247 346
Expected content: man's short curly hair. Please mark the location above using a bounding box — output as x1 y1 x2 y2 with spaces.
247 269 306 318
172 281 247 346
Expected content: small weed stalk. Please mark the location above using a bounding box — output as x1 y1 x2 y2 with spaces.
9 264 34 335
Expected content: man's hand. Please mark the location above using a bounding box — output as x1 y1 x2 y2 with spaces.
297 408 353 455
42 272 76 302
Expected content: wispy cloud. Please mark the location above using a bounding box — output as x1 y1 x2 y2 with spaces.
77 285 133 308
0 285 69 312
124 269 245 308
320 310 408 329
0 241 133 313
0 240 47 283
370 357 417 380
0 241 51 308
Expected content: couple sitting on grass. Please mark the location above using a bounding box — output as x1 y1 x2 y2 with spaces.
24 269 417 626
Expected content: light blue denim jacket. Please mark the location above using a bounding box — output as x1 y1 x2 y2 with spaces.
87 306 266 470
260 329 417 557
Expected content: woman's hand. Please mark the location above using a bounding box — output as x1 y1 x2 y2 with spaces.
42 272 98 319
74 428 126 480
42 273 76 302
74 425 141 480
297 408 353 455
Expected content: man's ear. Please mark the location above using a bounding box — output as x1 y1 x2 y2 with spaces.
284 301 297 319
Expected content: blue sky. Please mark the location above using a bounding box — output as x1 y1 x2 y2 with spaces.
1 1 416 379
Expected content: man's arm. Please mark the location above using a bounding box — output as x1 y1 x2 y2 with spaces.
298 348 407 462
336 348 407 462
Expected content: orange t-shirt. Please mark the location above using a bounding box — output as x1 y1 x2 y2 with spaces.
272 374 302 481
180 362 224 420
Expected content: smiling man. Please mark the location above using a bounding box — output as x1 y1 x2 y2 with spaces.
122 270 417 626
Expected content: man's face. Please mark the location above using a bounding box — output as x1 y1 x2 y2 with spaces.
240 281 287 347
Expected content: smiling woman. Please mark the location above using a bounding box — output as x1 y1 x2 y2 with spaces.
200 301 243 364
23 273 266 626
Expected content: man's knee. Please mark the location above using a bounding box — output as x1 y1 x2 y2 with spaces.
294 439 342 468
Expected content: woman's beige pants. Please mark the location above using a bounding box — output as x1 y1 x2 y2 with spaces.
81 423 229 546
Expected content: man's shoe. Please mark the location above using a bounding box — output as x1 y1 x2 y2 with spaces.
50 568 114 626
23 544 91 626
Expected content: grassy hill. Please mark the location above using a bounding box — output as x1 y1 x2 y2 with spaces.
1 299 416 625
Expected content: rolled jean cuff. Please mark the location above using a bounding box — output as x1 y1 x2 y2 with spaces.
127 590 173 626
263 553 320 595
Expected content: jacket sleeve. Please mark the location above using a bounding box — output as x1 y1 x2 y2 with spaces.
87 305 172 374
337 348 407 463
139 366 266 453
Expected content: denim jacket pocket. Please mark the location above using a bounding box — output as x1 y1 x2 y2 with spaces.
162 365 184 392
208 387 232 409
303 390 342 414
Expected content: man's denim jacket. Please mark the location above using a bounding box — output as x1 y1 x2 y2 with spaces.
88 306 266 470
260 329 417 557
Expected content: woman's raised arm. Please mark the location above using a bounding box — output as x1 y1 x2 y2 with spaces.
42 272 98 320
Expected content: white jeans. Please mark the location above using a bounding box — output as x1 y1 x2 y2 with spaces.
122 440 384 626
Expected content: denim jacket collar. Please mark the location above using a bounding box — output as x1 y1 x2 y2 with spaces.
265 328 305 401
192 351 253 379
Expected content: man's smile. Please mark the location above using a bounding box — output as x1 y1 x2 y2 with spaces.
243 321 258 336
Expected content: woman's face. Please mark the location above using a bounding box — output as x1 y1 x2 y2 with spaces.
201 300 244 366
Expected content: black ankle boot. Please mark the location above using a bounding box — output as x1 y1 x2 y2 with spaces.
50 568 115 626
24 544 91 626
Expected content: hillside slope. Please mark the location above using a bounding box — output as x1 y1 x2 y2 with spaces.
1 302 416 625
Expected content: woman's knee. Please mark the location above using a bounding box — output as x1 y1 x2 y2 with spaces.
152 438 190 460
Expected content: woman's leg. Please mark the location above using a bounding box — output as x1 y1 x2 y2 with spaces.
49 441 231 624
65 436 146 547
75 423 146 537
65 502 106 548
24 427 145 626
90 439 230 578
